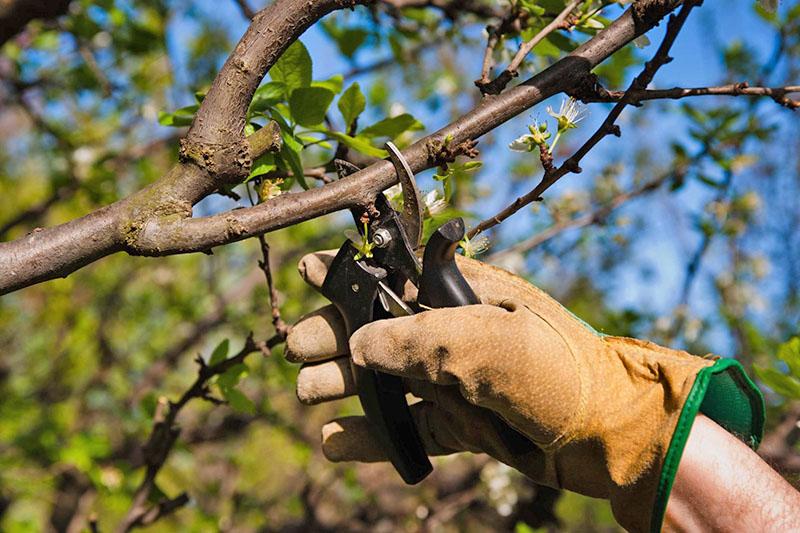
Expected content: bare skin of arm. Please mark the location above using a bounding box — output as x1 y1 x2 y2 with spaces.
664 414 800 532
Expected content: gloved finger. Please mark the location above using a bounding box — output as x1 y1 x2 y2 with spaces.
349 303 515 385
321 402 467 462
295 356 475 408
296 357 356 405
297 249 338 291
285 304 348 363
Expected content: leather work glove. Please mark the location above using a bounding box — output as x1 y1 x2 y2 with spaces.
285 251 764 533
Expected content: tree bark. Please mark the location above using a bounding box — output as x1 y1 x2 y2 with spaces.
0 0 72 46
0 0 683 295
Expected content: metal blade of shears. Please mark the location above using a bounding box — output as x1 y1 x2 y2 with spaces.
377 281 414 318
385 142 423 250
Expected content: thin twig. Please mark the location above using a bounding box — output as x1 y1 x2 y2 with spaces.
257 235 289 340
476 8 526 90
506 1 581 76
577 82 800 109
469 0 702 239
117 335 265 532
477 1 581 95
488 167 675 262
233 0 256 19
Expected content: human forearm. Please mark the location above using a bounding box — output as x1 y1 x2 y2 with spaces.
665 414 800 532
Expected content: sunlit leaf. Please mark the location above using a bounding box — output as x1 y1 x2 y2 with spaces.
338 82 366 130
270 40 312 95
289 87 335 127
360 113 422 139
209 339 230 366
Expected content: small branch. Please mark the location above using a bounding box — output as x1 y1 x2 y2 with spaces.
233 0 256 19
577 82 800 109
129 267 265 406
117 335 265 532
469 0 701 239
489 167 674 262
476 8 526 89
256 236 289 340
0 0 685 294
508 0 580 75
481 0 581 95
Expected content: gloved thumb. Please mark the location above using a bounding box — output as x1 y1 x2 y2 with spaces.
349 303 516 386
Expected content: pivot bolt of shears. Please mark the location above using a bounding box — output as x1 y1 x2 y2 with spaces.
372 228 392 248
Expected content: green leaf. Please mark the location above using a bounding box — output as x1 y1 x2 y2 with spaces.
247 153 277 181
360 113 422 139
545 32 577 53
289 87 335 127
209 339 229 366
270 40 312 95
337 28 369 58
279 131 308 190
296 134 332 149
157 105 198 127
250 81 286 114
754 366 800 399
312 74 343 94
217 363 249 390
338 82 366 131
223 388 256 414
326 131 387 158
777 337 800 378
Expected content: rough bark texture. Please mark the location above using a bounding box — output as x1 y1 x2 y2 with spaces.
0 0 72 46
134 3 668 255
182 0 371 189
0 0 683 295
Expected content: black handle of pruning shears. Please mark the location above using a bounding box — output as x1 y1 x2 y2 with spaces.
419 219 537 457
321 243 432 484
321 143 532 486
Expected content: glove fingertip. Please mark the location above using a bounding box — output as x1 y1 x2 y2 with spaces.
298 250 337 289
321 417 386 463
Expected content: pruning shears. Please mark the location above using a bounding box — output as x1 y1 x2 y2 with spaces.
321 142 534 484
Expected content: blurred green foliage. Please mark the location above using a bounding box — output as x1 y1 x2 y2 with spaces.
0 0 799 531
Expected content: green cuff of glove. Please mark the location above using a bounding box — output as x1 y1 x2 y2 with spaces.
650 358 765 533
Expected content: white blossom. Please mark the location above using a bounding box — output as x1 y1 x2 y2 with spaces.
547 97 586 132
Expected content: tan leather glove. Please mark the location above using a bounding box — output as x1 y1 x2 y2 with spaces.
286 251 764 533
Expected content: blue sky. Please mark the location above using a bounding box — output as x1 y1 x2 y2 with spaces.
166 0 794 354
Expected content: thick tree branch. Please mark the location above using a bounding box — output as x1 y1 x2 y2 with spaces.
183 0 372 188
129 1 685 256
0 0 71 46
0 0 684 294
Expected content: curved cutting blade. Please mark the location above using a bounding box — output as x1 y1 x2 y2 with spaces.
385 142 423 248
